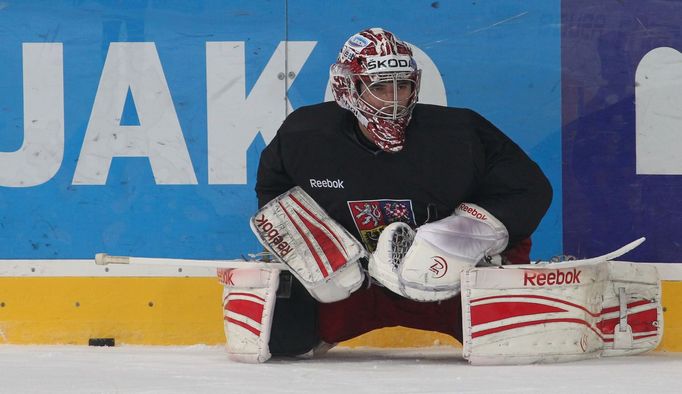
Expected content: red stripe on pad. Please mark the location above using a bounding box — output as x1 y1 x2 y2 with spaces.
294 209 347 272
601 299 652 315
278 200 329 277
225 317 260 336
471 302 567 326
472 318 605 341
226 299 264 325
471 294 600 317
228 292 265 303
596 308 658 335
633 333 659 340
289 193 349 257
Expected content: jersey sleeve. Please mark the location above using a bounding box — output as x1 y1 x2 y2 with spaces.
467 110 553 247
255 133 295 208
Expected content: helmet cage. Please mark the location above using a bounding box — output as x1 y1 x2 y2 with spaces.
330 62 421 123
353 71 421 120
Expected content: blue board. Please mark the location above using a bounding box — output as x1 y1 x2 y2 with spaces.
0 1 561 260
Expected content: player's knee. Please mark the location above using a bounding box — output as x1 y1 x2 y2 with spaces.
269 274 322 356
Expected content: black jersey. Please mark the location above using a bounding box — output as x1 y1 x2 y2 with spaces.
256 102 552 251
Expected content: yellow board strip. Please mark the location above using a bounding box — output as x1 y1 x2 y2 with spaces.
0 277 680 350
0 278 224 345
658 281 682 351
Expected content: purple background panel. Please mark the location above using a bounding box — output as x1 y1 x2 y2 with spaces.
562 1 682 262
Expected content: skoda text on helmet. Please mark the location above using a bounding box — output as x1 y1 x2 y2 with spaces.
330 28 422 152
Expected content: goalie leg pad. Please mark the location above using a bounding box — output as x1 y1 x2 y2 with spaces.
461 259 662 365
251 187 365 303
219 267 280 363
601 262 662 356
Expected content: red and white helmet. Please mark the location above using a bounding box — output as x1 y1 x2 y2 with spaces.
330 28 421 152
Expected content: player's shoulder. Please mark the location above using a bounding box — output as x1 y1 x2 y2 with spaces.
279 102 349 135
412 103 483 126
411 104 491 140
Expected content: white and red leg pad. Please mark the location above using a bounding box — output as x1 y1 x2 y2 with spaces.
219 267 280 363
461 260 662 365
251 186 366 303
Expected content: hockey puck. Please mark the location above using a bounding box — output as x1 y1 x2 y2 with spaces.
88 338 115 347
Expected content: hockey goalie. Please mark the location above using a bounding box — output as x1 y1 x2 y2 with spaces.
219 187 662 364
218 26 662 364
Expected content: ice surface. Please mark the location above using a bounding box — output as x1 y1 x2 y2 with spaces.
0 345 680 393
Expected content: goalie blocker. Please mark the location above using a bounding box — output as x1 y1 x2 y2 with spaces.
220 186 367 362
249 186 367 303
460 249 662 365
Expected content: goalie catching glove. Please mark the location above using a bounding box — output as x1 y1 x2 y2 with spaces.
369 203 508 301
250 186 367 303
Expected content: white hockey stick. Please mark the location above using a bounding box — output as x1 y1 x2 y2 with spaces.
95 237 645 273
94 253 288 270
531 237 645 265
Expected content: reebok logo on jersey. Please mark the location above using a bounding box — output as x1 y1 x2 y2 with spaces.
523 268 582 286
309 178 344 189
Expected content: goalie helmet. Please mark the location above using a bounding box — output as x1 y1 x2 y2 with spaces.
330 28 421 152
